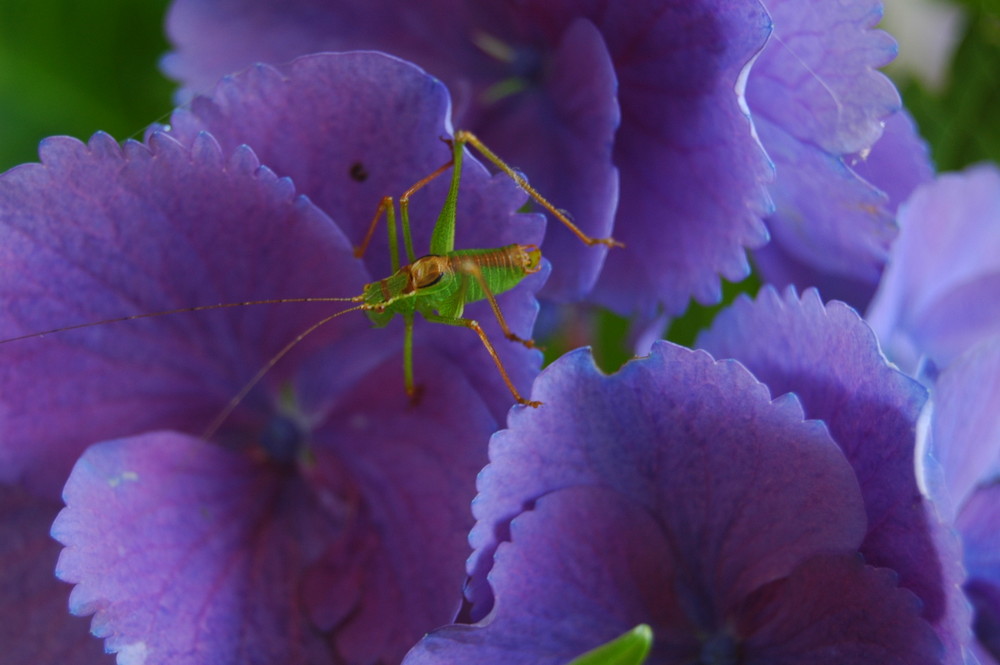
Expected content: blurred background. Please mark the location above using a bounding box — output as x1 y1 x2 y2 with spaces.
1 0 997 172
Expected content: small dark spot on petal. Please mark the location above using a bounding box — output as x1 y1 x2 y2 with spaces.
350 162 368 182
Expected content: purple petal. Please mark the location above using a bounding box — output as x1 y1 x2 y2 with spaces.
165 0 775 314
407 487 681 665
465 17 619 299
747 0 900 155
739 554 941 665
747 0 906 307
0 131 368 499
866 164 1000 375
698 286 970 663
52 368 490 665
164 52 546 420
753 110 934 311
848 109 935 212
407 360 939 663
589 0 773 313
752 114 895 285
957 485 1000 663
930 338 1000 519
0 484 111 664
467 341 867 618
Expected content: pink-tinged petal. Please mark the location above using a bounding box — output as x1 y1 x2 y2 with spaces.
748 0 900 155
930 338 1000 518
0 484 112 664
739 554 941 665
698 286 970 663
164 52 546 420
467 342 866 618
867 164 1000 375
0 131 369 500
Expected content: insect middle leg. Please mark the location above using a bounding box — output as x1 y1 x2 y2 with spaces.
422 312 542 408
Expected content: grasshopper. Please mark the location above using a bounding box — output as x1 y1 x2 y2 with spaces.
2 130 621 432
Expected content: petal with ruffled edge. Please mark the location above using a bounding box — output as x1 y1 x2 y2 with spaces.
404 345 940 664
867 164 1000 376
163 52 546 421
164 0 774 314
698 286 970 663
466 342 866 618
0 485 112 664
754 110 934 310
0 131 369 500
51 349 493 665
747 0 905 304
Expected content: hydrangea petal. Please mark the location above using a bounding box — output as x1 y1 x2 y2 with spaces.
698 286 969 663
753 114 894 283
0 131 368 499
930 337 1000 517
0 485 112 664
747 0 900 155
163 52 546 420
589 0 773 313
754 110 934 310
407 345 940 663
739 553 942 664
301 347 495 663
465 17 619 298
52 433 333 664
867 164 1000 375
849 109 935 213
467 342 866 618
957 484 1000 664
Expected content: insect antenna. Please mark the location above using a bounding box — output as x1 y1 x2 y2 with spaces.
200 303 369 440
0 296 364 346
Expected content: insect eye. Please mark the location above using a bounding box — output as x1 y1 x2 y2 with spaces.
411 256 447 289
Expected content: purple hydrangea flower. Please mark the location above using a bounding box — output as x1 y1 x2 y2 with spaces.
698 286 971 663
921 338 1000 664
162 0 776 314
866 163 1000 378
0 52 545 664
401 328 950 663
862 163 1000 663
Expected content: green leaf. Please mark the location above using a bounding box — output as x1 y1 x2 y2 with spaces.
566 624 653 665
900 3 1000 170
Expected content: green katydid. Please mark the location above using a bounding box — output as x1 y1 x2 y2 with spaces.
1 130 621 432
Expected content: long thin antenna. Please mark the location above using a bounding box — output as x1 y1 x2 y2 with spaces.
201 304 368 441
0 296 364 345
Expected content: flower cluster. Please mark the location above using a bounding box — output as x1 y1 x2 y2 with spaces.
1 1 997 665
